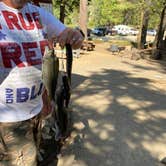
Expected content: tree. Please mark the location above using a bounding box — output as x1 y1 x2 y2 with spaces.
52 0 80 23
137 0 153 49
152 3 166 59
88 0 135 27
137 9 150 49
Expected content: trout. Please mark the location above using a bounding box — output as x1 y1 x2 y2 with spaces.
42 47 61 139
42 46 72 140
62 75 71 108
56 86 68 136
42 47 59 102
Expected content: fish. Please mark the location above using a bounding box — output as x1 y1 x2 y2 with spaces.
62 74 71 108
56 86 68 136
42 47 59 102
42 45 72 140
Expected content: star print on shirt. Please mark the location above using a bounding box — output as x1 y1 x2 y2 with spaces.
0 31 7 40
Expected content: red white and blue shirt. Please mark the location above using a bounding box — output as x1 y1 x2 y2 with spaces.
0 2 65 122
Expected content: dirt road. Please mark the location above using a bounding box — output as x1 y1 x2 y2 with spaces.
57 42 166 166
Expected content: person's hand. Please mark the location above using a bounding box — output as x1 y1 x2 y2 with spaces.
57 28 84 49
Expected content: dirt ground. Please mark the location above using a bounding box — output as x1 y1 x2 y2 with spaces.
57 42 166 166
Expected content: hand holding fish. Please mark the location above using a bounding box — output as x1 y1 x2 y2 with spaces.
57 28 84 49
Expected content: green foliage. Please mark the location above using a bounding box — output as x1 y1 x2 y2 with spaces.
88 0 165 28
52 0 165 29
65 8 79 26
88 0 141 27
52 0 79 20
52 0 91 26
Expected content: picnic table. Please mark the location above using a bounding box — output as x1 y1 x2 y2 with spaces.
81 40 95 51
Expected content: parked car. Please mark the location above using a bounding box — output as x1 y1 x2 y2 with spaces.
106 29 118 35
129 28 139 36
147 29 157 36
112 25 131 36
92 27 107 36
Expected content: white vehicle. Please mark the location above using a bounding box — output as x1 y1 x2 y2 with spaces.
129 28 139 36
147 29 157 36
112 25 131 35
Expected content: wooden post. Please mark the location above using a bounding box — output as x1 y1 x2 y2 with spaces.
79 0 88 40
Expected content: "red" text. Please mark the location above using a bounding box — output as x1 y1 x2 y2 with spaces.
0 40 49 68
1 11 42 30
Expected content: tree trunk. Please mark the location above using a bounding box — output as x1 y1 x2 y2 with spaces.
60 0 66 23
79 0 88 39
137 9 149 49
152 5 166 59
153 5 166 49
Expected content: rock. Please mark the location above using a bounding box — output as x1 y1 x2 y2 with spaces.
110 45 119 53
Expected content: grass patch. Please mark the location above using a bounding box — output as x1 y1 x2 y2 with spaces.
92 39 105 44
109 40 132 46
90 36 138 47
92 38 132 45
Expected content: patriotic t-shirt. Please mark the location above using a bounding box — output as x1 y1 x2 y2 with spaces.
0 2 65 122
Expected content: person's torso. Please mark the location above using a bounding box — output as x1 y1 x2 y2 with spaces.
0 2 49 122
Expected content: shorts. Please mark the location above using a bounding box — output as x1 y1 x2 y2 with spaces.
0 113 41 166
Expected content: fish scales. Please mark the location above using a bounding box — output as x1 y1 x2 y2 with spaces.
42 48 59 102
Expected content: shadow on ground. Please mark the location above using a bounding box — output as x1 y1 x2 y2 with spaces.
122 60 166 74
65 68 166 166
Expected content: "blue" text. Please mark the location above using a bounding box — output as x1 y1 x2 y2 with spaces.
5 83 43 104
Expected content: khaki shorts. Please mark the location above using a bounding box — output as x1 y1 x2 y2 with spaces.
0 114 41 166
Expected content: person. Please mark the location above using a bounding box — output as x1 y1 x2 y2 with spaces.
0 0 84 165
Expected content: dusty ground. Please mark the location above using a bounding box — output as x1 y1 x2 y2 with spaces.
57 42 166 166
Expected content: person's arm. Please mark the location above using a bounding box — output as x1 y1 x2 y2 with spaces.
39 7 84 49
